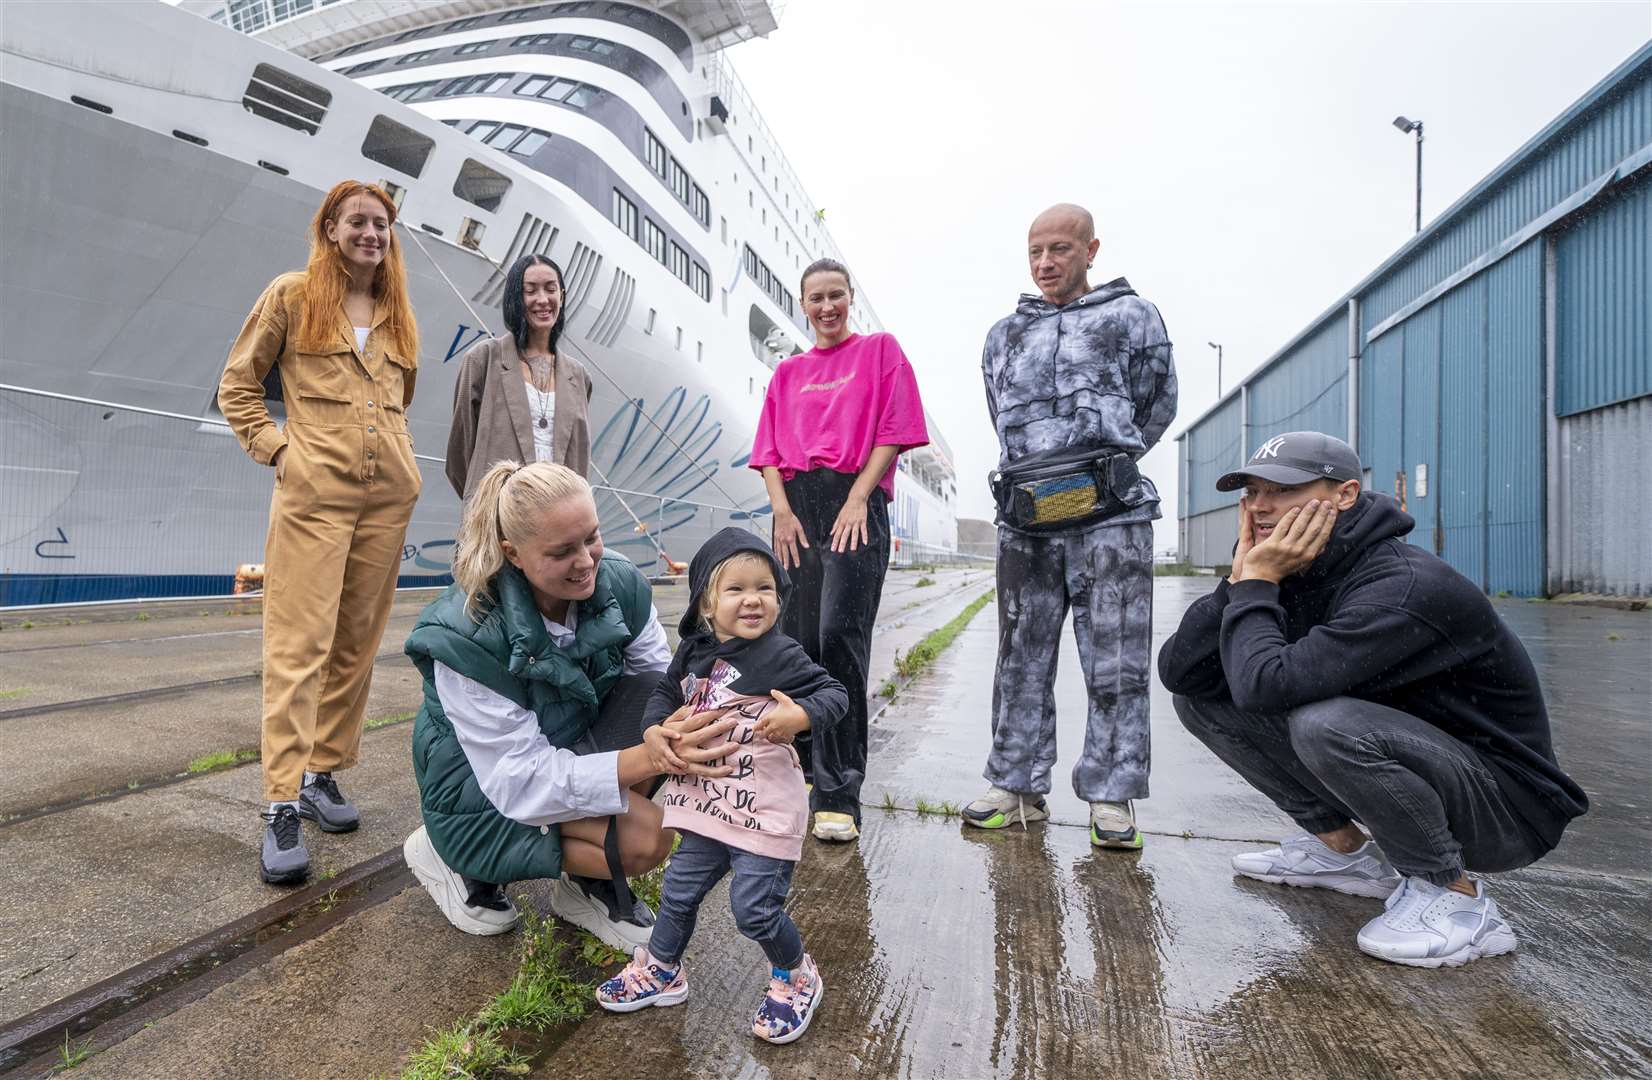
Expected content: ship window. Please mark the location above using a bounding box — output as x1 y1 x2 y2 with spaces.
394 27 428 42
485 74 511 94
691 185 710 227
446 16 484 31
642 219 666 264
397 49 437 65
454 158 512 212
513 34 556 47
564 85 599 109
441 117 461 126
668 159 689 203
611 189 638 240
644 130 667 178
669 242 689 283
510 130 550 157
570 36 595 49
342 59 383 75
692 264 711 302
499 6 545 22
243 64 331 135
541 78 580 101
466 120 500 141
454 41 491 56
362 115 434 178
486 123 527 148
517 75 553 97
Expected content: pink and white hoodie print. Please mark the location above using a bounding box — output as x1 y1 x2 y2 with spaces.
658 658 811 862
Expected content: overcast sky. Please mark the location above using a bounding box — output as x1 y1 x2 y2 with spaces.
727 1 1649 551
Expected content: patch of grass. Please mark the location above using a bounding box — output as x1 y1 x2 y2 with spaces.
914 796 937 817
878 679 897 698
135 613 151 622
914 576 935 588
19 621 34 630
185 748 259 774
881 790 898 812
892 589 996 682
55 1031 92 1072
318 865 339 882
1606 632 1622 641
365 709 418 732
400 1018 526 1080
315 888 342 914
0 686 31 700
126 780 141 790
939 800 960 819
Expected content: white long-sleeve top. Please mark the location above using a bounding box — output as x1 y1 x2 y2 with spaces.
434 602 672 827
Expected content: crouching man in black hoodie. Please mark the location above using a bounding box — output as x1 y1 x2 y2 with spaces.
1158 431 1587 969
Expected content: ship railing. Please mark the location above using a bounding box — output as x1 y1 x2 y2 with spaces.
0 383 766 608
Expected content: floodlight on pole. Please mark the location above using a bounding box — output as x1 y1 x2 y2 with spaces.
1393 115 1424 233
1208 341 1223 398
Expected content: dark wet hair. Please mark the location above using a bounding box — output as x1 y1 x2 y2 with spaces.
502 254 566 355
800 257 852 296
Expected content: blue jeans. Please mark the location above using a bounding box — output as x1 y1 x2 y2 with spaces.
647 830 803 970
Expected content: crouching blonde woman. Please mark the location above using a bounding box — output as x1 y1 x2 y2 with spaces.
402 461 738 944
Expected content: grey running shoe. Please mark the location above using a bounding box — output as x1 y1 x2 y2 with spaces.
1231 834 1401 899
1357 876 1518 968
548 874 654 951
403 825 521 936
260 805 309 885
961 785 1050 830
298 772 359 833
1089 800 1143 850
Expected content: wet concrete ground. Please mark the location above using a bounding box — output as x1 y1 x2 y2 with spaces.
3 574 1647 1078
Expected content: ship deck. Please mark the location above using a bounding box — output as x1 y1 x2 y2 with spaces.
0 575 1647 1077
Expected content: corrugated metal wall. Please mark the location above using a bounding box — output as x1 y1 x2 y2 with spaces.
1182 505 1241 568
1556 174 1651 415
1184 396 1243 517
1555 396 1652 596
1244 315 1348 444
1179 46 1649 594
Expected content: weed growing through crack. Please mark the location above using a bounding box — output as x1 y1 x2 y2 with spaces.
892 590 995 682
0 687 31 700
914 797 937 817
939 801 960 818
185 748 258 773
400 1019 525 1080
56 1031 92 1071
914 575 935 587
881 790 898 812
365 709 418 732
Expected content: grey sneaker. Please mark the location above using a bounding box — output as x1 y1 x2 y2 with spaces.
299 772 359 833
548 873 654 951
1357 876 1518 968
1089 801 1143 850
1231 835 1401 899
961 785 1050 830
260 805 309 885
403 825 520 936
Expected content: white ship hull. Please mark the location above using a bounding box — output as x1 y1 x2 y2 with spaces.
0 0 958 606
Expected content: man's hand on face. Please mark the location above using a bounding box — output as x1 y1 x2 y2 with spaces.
1237 499 1338 585
1228 497 1258 585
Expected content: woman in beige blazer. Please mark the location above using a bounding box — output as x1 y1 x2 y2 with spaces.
447 254 592 498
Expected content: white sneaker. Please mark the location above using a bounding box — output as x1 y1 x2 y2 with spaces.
811 811 860 842
1089 801 1143 850
547 874 653 952
1357 876 1519 968
403 826 521 936
1231 835 1401 899
961 785 1050 830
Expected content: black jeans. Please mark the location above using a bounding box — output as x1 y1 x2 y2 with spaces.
1173 694 1546 886
781 468 890 822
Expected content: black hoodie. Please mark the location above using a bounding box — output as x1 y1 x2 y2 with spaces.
642 528 847 732
1158 493 1587 850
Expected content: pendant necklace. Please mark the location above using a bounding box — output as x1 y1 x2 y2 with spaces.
524 354 554 429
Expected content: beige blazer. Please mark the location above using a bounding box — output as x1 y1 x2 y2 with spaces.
446 334 592 498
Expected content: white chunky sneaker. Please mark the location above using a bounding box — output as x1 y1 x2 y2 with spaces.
961 785 1050 830
1357 876 1519 968
403 826 520 936
1231 834 1401 899
1089 801 1143 850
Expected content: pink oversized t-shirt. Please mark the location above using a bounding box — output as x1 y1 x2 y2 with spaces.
748 332 930 500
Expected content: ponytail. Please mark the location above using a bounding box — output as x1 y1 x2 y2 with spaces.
451 459 594 622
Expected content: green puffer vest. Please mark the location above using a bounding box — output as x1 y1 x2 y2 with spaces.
404 553 653 885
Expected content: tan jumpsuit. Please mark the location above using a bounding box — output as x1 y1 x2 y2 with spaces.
218 272 421 802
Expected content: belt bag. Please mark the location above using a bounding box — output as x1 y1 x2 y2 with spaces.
990 446 1141 533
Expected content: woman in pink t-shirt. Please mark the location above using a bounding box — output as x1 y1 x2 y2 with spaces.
749 259 929 843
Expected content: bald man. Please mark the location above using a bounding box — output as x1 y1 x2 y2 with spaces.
964 204 1178 848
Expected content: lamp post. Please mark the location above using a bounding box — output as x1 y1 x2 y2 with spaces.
1208 341 1223 398
1393 115 1424 233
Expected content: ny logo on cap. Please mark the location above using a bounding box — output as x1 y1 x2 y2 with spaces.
1254 435 1287 461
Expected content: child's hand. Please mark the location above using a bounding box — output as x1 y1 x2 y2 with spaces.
755 689 810 744
643 723 687 773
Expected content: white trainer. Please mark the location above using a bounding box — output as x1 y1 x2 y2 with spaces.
1357 876 1519 968
1231 834 1401 899
961 785 1050 830
547 874 653 952
403 826 521 936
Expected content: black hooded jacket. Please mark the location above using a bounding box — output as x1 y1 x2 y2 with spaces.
1158 493 1587 850
642 528 847 732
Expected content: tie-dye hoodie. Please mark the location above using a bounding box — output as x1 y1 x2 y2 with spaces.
981 277 1178 528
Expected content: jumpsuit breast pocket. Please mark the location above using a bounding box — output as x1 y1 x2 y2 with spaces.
286 348 358 428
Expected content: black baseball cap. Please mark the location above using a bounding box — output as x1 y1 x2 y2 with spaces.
1216 431 1362 491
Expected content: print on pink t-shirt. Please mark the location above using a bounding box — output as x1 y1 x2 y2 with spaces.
748 332 929 500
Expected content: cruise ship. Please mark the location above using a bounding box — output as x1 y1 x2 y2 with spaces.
0 0 959 607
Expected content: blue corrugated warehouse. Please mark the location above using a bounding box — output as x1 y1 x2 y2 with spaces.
1177 42 1652 598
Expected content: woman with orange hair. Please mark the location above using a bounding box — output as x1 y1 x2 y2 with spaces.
219 181 422 884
